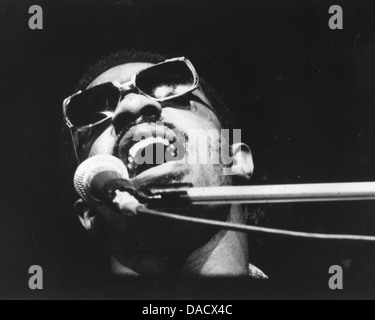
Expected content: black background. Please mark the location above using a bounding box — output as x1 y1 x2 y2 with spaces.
2 0 375 299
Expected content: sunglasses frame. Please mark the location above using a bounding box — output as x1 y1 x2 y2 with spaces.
63 57 200 130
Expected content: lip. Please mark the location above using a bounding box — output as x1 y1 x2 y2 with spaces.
130 161 190 189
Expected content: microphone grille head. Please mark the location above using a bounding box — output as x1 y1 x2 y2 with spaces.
73 154 129 202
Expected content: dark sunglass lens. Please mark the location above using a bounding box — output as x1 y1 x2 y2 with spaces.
66 84 119 127
136 61 195 100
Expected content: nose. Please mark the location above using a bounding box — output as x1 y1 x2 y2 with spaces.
112 93 162 133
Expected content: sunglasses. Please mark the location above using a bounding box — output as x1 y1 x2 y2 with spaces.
63 57 200 129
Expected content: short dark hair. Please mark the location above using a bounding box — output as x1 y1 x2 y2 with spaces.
76 49 236 129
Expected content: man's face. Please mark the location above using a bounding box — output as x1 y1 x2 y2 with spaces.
73 62 230 190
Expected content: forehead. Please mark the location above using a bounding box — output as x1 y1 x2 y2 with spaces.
88 62 154 88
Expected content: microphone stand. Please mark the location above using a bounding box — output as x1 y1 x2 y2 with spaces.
111 182 375 242
144 182 375 207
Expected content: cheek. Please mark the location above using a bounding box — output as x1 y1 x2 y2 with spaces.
88 126 117 157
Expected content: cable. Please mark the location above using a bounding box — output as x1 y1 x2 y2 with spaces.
136 206 375 242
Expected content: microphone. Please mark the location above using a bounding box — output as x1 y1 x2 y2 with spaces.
74 154 132 204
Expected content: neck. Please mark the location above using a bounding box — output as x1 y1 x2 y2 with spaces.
110 204 249 277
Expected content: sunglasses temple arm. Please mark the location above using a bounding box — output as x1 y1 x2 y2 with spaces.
69 128 81 164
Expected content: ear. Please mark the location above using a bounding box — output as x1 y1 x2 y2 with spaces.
230 143 254 180
74 199 96 231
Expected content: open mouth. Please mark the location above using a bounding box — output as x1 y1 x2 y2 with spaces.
116 123 187 179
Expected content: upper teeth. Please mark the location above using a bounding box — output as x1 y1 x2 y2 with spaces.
129 137 170 159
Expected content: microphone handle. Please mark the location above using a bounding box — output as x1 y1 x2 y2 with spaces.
90 172 136 206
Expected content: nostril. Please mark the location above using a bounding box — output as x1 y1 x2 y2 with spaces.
112 112 136 135
112 94 162 134
141 104 162 117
